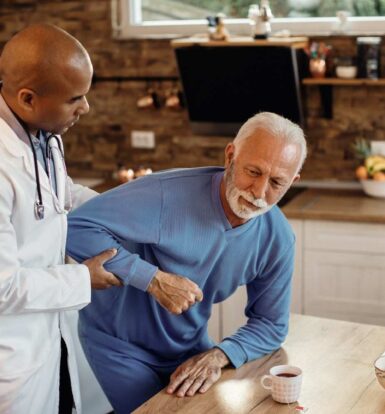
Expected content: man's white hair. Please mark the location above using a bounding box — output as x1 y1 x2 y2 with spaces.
233 112 307 173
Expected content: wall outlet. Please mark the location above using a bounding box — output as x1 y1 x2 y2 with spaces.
131 130 155 149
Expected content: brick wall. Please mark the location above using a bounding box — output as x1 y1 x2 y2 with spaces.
1 0 384 181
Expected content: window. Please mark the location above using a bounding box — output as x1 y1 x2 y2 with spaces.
113 0 385 38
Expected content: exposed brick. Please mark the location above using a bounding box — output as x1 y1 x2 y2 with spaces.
1 2 385 181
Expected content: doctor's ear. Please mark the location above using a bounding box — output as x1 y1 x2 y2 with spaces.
17 88 37 112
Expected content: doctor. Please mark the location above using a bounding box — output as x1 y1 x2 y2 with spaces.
0 24 121 413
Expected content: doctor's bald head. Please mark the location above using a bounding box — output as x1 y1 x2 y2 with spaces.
0 23 92 95
0 24 93 134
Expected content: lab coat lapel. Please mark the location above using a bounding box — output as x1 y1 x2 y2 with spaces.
0 118 52 194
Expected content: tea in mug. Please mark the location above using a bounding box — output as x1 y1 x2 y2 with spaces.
277 373 297 378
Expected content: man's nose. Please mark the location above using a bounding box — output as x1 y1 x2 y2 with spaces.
251 176 268 200
77 96 90 115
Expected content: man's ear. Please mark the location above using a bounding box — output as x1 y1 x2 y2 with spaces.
224 143 235 168
17 88 36 113
292 174 300 184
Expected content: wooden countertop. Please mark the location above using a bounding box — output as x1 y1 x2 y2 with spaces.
282 188 385 224
134 314 385 413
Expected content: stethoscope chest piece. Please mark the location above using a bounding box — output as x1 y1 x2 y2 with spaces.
35 201 45 220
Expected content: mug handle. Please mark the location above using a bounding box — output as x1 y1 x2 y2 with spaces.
260 375 273 390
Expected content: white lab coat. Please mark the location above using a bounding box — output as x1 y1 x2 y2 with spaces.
0 116 111 414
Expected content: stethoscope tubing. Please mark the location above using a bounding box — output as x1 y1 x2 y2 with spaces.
13 112 70 220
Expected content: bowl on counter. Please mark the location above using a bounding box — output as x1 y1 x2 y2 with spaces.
374 354 385 389
336 65 357 79
360 179 385 198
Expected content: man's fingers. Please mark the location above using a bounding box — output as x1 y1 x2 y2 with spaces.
176 377 195 397
149 271 203 314
186 376 206 396
161 297 181 315
188 282 203 303
199 377 215 393
109 274 122 286
167 370 189 394
96 248 117 265
194 288 203 302
175 278 202 302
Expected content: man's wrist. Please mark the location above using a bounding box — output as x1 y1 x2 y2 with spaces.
212 347 230 368
147 270 162 294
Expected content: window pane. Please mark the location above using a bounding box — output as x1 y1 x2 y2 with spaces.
142 0 385 21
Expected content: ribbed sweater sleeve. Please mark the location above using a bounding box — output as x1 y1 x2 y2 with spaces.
66 177 162 291
216 240 295 368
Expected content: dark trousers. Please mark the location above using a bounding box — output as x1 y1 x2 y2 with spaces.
59 338 74 414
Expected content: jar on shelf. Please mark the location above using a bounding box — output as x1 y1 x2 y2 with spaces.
309 58 326 78
357 37 381 79
335 56 357 79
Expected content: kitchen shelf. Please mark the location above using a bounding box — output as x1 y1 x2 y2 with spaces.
171 36 308 48
302 77 385 118
303 78 385 86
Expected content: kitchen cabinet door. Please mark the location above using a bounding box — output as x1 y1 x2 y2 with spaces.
304 220 385 254
222 286 248 339
207 289 247 342
304 250 385 326
207 303 221 343
288 219 304 313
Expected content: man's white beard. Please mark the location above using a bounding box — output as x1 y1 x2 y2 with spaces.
225 164 273 220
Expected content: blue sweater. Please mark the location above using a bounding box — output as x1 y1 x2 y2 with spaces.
67 167 295 368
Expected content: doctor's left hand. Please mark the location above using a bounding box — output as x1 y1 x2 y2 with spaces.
83 248 123 289
166 348 230 397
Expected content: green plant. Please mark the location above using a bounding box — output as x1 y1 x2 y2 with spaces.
352 138 371 160
377 0 385 14
318 0 354 17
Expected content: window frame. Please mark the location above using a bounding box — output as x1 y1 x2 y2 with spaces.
114 0 385 39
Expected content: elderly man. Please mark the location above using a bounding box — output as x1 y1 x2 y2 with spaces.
0 24 122 414
67 112 307 413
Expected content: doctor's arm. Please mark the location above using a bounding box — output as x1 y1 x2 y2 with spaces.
67 176 98 208
67 178 202 313
0 178 115 315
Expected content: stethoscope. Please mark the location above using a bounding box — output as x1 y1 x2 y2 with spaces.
17 117 73 220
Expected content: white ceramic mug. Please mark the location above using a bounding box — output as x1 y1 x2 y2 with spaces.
374 354 385 389
260 364 302 403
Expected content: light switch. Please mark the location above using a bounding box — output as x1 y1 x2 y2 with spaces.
131 130 155 149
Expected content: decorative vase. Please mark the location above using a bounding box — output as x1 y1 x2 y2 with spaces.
309 58 326 78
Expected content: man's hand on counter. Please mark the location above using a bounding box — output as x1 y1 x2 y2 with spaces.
147 270 203 315
83 248 123 289
166 348 230 397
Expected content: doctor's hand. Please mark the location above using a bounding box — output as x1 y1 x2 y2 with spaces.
147 270 203 314
166 348 230 397
83 249 122 290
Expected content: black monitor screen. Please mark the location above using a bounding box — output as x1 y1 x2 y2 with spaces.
175 45 306 136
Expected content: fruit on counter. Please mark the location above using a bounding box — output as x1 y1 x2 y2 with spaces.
373 171 385 181
355 165 368 180
356 155 385 180
365 155 385 174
